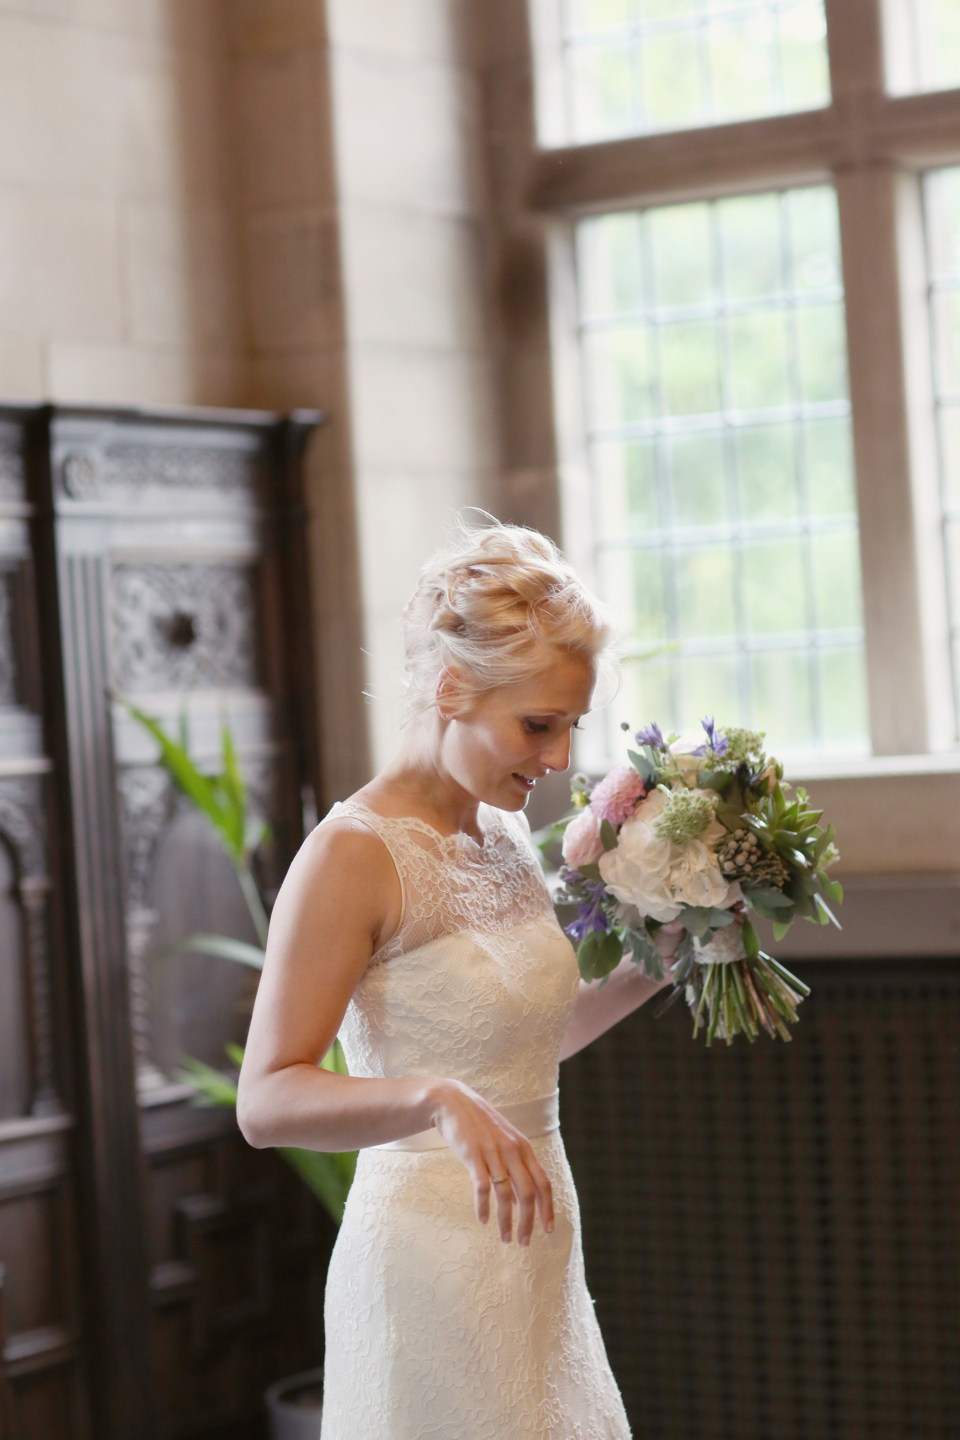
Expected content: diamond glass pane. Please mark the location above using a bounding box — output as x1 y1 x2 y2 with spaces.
924 166 960 735
901 0 960 94
560 0 830 144
576 184 867 756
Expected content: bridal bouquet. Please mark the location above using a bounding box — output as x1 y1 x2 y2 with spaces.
555 719 841 1044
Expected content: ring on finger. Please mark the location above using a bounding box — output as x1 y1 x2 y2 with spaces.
490 1175 510 1185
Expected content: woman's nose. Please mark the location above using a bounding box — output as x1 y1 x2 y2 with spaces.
541 730 571 773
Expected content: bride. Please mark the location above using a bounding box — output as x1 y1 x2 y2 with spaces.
237 519 682 1438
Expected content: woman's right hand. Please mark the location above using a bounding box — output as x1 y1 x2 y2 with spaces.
429 1080 554 1247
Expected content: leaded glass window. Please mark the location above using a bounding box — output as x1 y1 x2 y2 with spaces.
555 0 831 145
576 184 869 756
924 165 960 734
900 1 960 94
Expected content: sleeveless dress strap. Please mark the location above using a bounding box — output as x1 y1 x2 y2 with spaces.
321 800 408 930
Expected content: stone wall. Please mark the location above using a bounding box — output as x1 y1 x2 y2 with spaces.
0 0 511 789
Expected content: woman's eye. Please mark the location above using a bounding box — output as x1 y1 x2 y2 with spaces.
524 719 550 735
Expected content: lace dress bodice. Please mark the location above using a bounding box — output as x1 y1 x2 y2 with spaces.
328 800 581 1105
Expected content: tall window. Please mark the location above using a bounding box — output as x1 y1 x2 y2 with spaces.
578 186 866 754
531 0 960 763
925 165 960 726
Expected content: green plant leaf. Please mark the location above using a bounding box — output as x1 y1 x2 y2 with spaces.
577 928 622 982
626 749 658 781
179 1055 240 1107
626 926 663 981
773 918 792 942
747 887 793 909
677 905 715 938
599 819 617 852
179 933 266 968
814 892 841 929
321 1038 349 1075
820 876 844 904
279 1146 357 1224
741 918 760 959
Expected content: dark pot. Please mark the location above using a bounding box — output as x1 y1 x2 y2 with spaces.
265 1367 324 1440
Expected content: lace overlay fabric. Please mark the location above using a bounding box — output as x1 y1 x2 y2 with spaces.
318 801 630 1440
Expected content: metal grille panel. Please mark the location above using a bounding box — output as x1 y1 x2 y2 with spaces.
560 961 960 1439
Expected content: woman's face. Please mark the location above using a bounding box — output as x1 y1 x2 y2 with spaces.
438 649 596 811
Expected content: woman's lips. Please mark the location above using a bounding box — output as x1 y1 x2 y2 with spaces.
512 774 536 790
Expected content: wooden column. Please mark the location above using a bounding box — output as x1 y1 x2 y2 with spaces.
31 409 156 1440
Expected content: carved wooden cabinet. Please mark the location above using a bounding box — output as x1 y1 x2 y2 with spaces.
0 403 330 1440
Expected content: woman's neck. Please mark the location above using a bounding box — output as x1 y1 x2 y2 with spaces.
354 716 483 842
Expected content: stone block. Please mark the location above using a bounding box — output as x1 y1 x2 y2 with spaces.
349 347 497 472
340 205 486 351
32 193 124 341
331 49 482 216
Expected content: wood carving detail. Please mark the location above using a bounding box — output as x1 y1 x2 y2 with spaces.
0 779 59 1116
0 572 16 707
60 442 260 500
110 564 261 692
0 437 24 502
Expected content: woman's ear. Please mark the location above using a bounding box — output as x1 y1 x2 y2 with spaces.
435 665 467 720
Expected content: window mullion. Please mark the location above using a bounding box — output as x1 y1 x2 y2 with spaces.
835 165 931 752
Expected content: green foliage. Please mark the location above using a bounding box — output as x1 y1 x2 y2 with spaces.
179 934 266 969
116 695 270 945
122 699 356 1223
576 928 623 982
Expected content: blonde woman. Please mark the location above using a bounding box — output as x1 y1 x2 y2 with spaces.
237 520 681 1438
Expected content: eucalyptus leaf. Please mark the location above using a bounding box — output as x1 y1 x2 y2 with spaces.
627 926 663 982
747 887 793 909
677 905 715 938
626 749 658 781
741 918 760 960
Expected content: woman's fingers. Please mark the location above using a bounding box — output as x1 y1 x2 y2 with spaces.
480 1136 554 1246
654 918 685 958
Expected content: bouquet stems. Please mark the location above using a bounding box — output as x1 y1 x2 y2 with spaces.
680 952 810 1046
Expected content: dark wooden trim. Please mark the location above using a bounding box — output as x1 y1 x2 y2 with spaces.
28 407 157 1440
267 411 326 819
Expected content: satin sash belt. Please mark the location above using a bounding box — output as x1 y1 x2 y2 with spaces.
374 1089 560 1153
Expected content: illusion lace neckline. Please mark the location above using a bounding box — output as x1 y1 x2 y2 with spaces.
334 798 502 852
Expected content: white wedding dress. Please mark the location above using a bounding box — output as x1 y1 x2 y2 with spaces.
318 799 631 1440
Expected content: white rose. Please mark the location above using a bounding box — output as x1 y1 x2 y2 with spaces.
598 792 682 923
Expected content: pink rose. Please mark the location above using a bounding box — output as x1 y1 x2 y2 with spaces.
589 765 646 826
562 808 605 869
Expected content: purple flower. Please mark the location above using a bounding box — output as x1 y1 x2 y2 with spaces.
695 715 729 758
635 722 666 750
564 880 609 944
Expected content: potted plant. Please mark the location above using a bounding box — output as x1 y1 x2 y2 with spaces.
121 699 354 1436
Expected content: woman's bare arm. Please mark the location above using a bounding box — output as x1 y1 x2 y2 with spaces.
558 922 682 1061
236 819 554 1244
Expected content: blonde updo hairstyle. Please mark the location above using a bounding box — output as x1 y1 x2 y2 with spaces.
400 518 617 722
